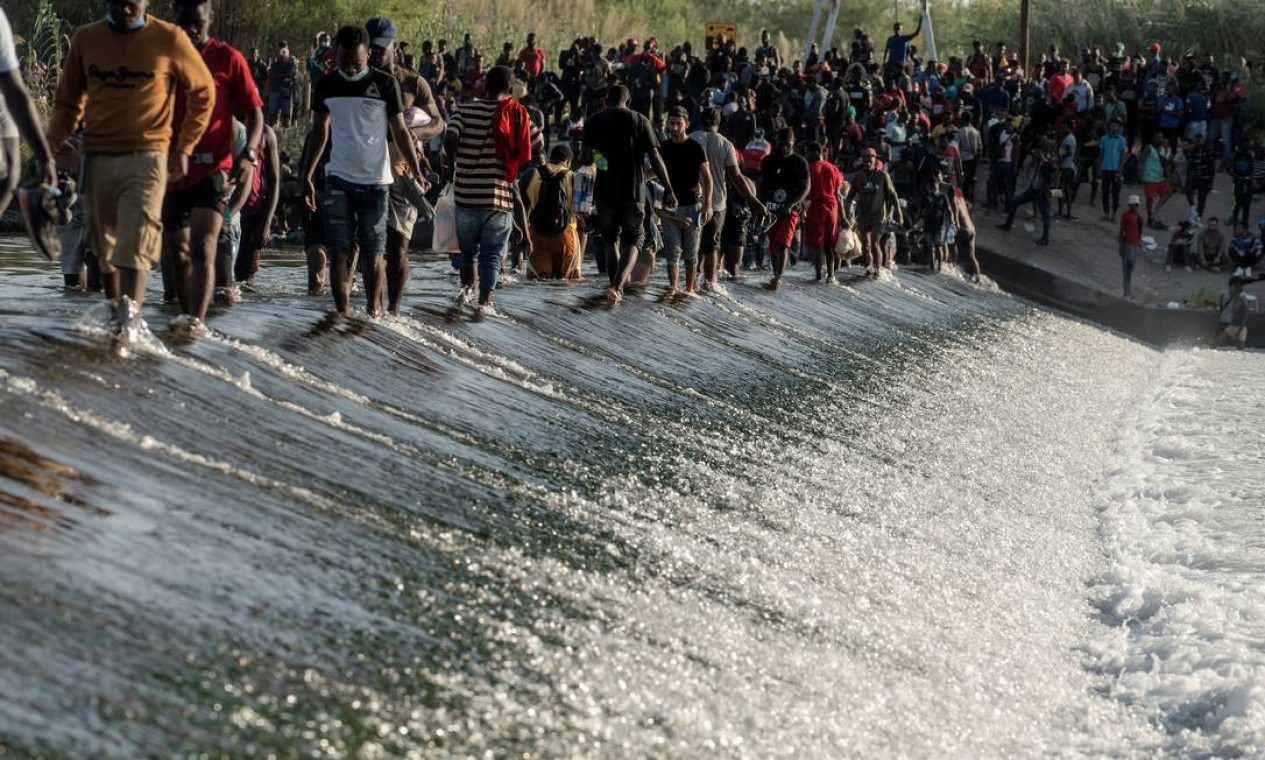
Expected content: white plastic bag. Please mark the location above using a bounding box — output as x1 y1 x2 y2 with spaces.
834 227 859 259
571 165 596 216
432 184 459 253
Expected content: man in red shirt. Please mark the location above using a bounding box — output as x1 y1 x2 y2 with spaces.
1119 194 1143 298
518 33 545 80
804 141 845 283
1047 60 1073 107
166 0 263 330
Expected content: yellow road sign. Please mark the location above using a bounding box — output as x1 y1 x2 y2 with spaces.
705 22 738 45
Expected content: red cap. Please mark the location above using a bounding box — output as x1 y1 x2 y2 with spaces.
1148 42 1161 52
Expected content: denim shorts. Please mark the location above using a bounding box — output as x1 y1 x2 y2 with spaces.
267 91 294 116
322 175 389 257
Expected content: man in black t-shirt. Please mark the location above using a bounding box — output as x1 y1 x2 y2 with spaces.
583 85 677 301
758 128 809 290
657 106 710 295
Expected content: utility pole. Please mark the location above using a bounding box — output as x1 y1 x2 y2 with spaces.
922 0 936 63
1019 0 1031 75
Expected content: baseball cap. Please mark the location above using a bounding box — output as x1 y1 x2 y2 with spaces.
366 18 397 48
1127 195 1140 205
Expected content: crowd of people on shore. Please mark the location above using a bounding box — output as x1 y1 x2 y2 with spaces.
0 0 1257 344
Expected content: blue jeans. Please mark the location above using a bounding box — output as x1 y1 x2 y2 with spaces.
987 162 1015 208
1003 187 1051 241
455 205 514 295
267 91 293 121
1122 245 1139 294
1210 117 1234 160
323 176 389 257
214 215 241 289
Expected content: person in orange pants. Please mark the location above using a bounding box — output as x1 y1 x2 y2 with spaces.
524 144 580 280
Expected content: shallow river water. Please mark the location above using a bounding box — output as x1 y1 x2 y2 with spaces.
0 237 1262 757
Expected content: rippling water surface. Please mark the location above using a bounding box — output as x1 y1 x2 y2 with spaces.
0 235 1260 757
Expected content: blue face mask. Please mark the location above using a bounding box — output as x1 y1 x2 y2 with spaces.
105 10 147 31
339 67 370 82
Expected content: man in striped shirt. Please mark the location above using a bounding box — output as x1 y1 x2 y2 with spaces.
443 65 542 313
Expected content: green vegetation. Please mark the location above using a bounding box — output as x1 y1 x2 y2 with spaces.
8 0 1265 67
7 0 1264 139
1186 285 1222 309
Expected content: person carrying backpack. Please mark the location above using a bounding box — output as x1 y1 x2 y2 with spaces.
523 144 578 280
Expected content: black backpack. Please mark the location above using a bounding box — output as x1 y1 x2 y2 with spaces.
530 168 571 233
1122 152 1140 185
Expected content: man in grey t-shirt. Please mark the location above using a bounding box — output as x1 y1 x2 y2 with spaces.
691 107 764 291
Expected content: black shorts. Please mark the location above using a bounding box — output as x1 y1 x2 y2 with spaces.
597 201 645 250
698 212 725 255
161 171 231 229
302 202 325 249
721 208 749 246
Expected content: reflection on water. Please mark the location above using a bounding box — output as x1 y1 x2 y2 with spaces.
0 235 1231 756
0 437 108 533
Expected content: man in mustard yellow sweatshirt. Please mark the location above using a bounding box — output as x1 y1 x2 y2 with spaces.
48 0 214 328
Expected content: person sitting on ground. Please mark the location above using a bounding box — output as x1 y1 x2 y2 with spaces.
1165 221 1194 273
1228 222 1261 279
1194 216 1228 272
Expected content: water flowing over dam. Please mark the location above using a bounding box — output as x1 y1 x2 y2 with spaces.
2 241 1262 757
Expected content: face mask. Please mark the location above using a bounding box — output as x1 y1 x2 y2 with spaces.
105 10 147 31
339 67 370 82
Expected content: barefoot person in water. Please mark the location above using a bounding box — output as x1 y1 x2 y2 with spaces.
48 0 215 329
302 25 425 317
165 0 264 331
582 85 676 302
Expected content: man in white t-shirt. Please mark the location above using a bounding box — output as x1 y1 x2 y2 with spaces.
0 8 55 217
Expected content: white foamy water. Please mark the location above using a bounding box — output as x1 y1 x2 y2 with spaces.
1092 348 1265 756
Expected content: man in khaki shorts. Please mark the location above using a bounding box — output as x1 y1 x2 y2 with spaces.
48 0 214 329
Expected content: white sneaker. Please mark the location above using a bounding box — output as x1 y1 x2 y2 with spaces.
454 286 474 306
169 314 207 337
1185 266 1193 273
1234 267 1246 277
1165 265 1172 272
1248 268 1255 278
475 302 498 318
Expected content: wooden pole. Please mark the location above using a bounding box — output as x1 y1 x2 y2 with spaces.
1019 0 1031 75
